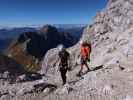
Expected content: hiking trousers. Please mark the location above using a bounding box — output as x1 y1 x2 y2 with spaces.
80 57 90 72
59 66 68 85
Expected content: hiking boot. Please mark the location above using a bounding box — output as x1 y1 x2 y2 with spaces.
87 68 91 72
76 71 83 77
62 82 66 86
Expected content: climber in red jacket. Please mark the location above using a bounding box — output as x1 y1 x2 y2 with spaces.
77 40 91 76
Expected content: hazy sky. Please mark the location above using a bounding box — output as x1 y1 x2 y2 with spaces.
0 0 108 27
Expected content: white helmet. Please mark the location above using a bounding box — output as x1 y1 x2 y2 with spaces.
79 40 83 45
58 44 64 51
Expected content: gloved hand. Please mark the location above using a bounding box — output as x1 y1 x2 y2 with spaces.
88 58 90 62
57 66 61 72
67 67 72 71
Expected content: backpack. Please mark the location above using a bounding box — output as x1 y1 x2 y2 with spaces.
58 49 70 66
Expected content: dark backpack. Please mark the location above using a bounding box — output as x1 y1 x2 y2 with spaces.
58 49 70 66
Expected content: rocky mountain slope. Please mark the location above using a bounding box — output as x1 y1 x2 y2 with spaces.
0 27 36 39
82 0 133 67
1 0 133 100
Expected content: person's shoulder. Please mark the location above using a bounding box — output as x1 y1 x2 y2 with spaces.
66 50 69 54
65 50 70 56
86 43 91 47
58 51 62 56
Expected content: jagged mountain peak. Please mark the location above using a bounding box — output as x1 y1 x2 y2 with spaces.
39 25 58 34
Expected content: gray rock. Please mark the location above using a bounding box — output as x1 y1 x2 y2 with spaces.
16 86 33 96
55 84 74 95
8 89 16 96
16 74 26 82
125 95 133 100
43 88 50 94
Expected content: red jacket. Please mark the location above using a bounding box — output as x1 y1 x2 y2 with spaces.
80 43 91 60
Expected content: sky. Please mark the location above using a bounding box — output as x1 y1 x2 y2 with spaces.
0 0 108 27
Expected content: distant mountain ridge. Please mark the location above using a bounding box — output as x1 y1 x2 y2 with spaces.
0 27 36 39
53 24 86 29
0 38 12 52
0 24 85 39
0 24 84 52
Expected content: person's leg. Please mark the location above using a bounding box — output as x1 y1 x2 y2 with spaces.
79 58 84 72
63 69 67 85
85 61 90 71
60 67 67 85
76 64 84 77
60 68 64 84
80 64 84 72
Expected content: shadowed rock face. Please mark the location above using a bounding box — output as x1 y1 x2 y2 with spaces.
16 32 47 60
10 25 76 60
7 44 40 72
0 54 26 76
39 25 77 53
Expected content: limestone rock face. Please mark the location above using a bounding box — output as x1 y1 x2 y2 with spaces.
82 0 133 68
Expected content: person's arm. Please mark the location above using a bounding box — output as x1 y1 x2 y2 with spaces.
57 58 61 72
85 47 91 62
52 53 61 72
53 56 60 67
67 51 72 71
57 52 62 71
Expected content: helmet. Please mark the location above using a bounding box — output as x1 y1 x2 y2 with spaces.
79 40 83 45
58 44 64 51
